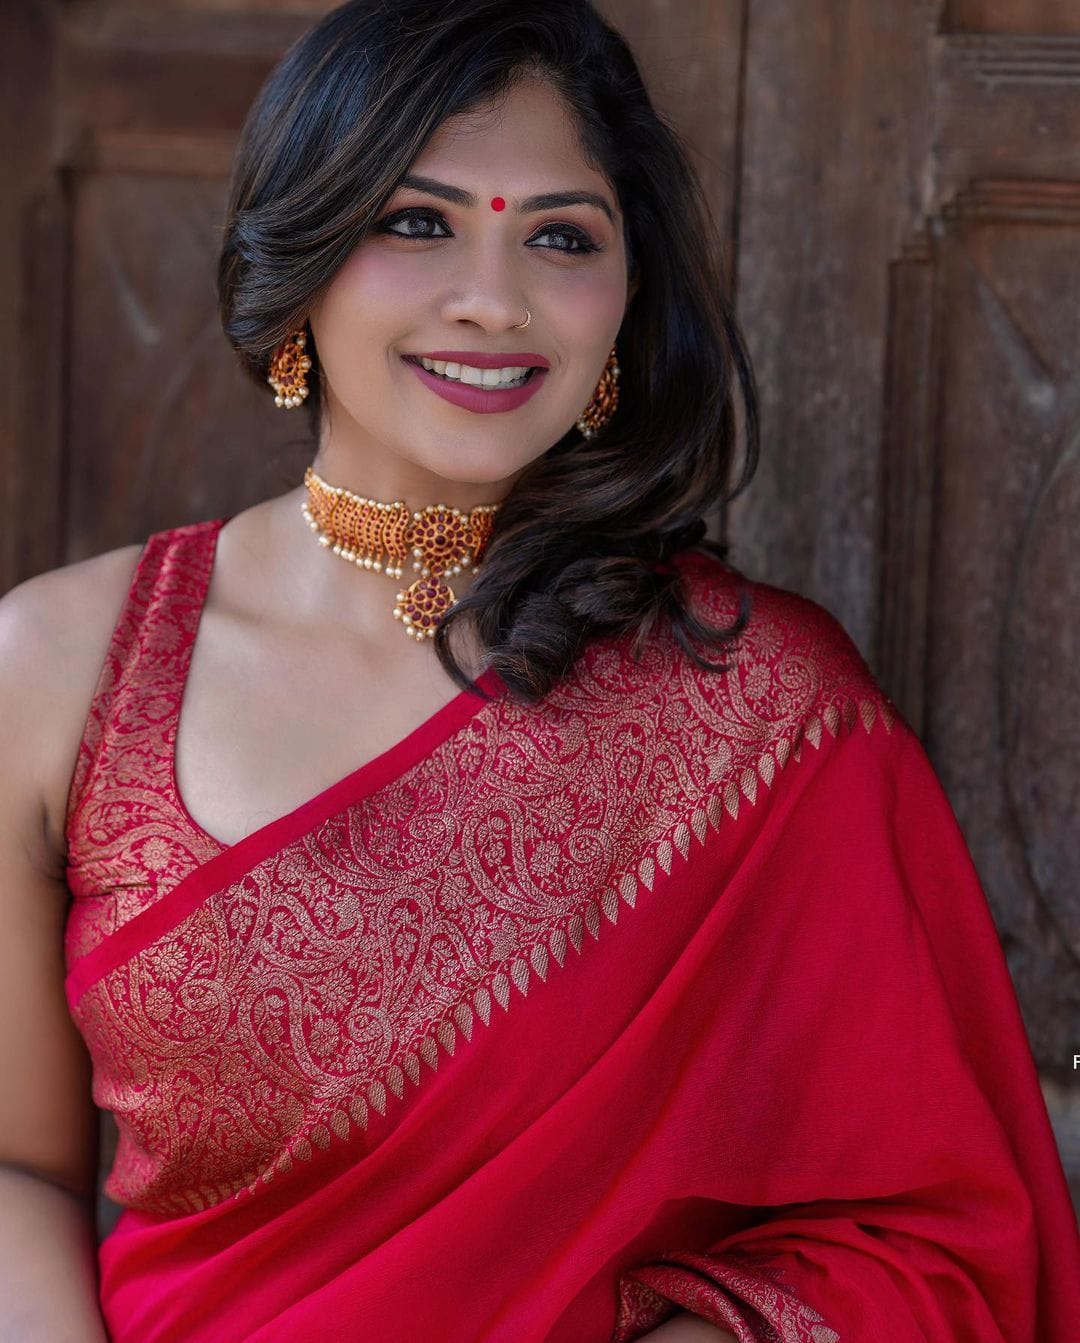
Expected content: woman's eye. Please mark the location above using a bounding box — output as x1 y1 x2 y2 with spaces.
377 208 599 255
379 209 451 240
529 226 600 255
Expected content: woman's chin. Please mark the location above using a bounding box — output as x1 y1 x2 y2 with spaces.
395 436 545 489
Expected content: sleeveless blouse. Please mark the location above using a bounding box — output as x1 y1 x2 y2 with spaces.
60 519 1080 1343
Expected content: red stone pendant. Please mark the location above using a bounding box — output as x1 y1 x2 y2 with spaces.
395 575 456 640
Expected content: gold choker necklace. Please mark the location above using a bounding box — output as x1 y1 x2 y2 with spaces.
301 465 502 640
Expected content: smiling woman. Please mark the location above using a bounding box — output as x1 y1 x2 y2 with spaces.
300 73 638 493
26 0 1079 1340
217 0 759 703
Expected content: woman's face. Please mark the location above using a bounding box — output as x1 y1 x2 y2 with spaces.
307 77 635 500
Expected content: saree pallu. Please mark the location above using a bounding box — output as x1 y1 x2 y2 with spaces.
63 519 1080 1342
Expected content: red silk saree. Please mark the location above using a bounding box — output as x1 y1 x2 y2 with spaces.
63 518 1080 1342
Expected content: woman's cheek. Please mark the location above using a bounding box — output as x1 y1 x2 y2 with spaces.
321 245 426 322
546 260 627 335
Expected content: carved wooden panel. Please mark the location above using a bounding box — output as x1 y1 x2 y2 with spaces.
892 183 1079 1075
873 2 1080 1207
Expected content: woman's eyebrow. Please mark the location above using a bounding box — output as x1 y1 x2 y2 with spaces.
398 173 615 225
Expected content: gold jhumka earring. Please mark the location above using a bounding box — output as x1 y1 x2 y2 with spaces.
576 343 620 439
267 329 312 407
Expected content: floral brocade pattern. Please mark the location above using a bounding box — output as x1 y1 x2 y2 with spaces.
64 521 896 1219
63 526 226 961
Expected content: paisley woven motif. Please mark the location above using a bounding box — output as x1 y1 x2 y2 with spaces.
64 520 895 1217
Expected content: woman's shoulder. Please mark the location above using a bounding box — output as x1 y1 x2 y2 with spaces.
0 540 148 869
0 540 148 705
554 550 908 837
13 514 229 667
664 547 899 738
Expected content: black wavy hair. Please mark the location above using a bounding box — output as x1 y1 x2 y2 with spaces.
218 0 759 706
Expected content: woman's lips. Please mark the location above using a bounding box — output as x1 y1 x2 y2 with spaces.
402 356 547 414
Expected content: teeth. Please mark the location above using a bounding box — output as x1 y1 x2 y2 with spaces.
418 357 533 387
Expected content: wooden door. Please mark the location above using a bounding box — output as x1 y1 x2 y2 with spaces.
3 0 1077 1223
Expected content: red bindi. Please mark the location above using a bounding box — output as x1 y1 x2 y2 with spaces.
490 196 506 211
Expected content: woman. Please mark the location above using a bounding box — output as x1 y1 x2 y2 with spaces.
2 0 1077 1339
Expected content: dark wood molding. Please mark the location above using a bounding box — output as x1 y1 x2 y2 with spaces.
877 235 940 737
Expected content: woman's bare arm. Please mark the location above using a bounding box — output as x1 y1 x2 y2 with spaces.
0 1166 106 1343
638 1314 738 1341
0 571 119 1342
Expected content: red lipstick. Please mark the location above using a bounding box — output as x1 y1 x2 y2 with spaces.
402 354 548 414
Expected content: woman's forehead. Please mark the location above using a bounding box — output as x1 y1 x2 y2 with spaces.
405 104 615 212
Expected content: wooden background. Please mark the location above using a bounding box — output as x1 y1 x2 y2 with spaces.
3 0 1078 1223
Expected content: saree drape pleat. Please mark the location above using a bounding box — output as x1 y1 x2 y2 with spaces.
62 521 1080 1342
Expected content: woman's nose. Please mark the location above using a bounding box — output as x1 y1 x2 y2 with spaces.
438 241 529 330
